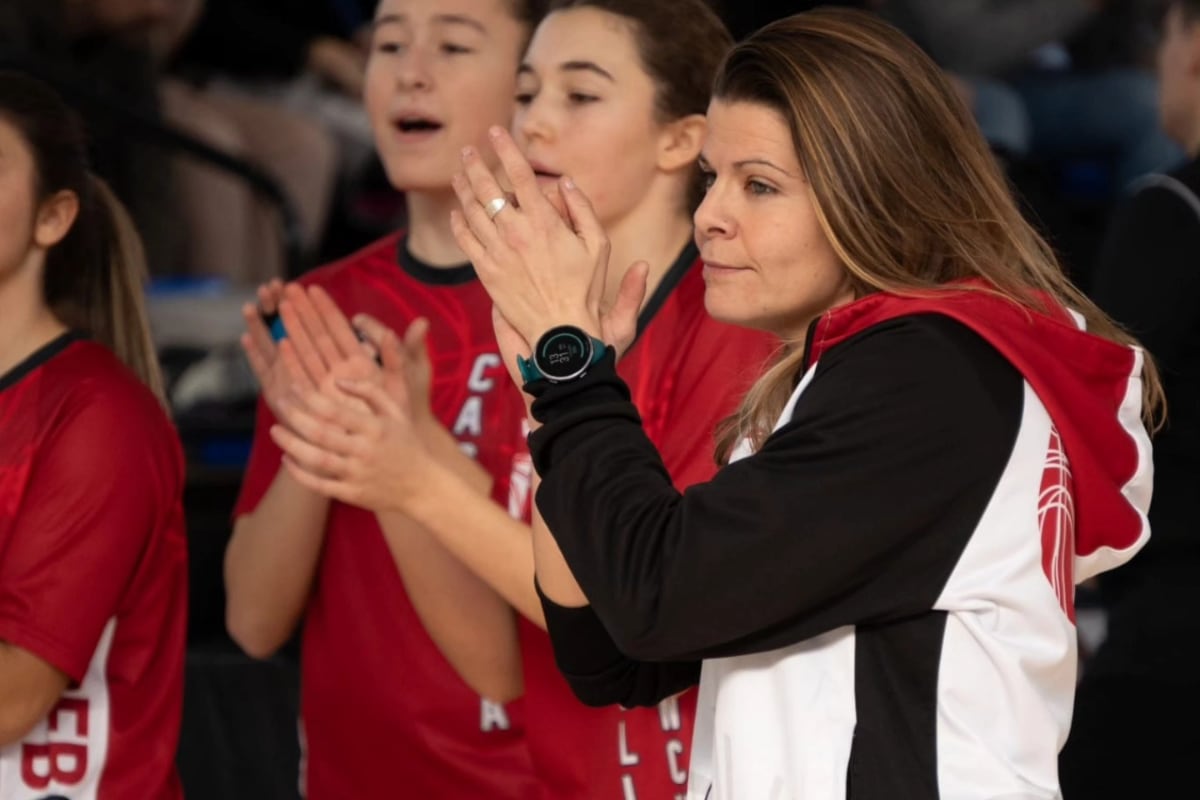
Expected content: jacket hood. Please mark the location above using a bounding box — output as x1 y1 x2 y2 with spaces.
807 285 1153 584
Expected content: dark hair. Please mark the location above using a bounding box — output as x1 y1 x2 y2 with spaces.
511 0 551 28
507 0 551 51
0 71 164 402
546 0 733 209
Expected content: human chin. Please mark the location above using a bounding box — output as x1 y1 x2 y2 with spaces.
380 150 457 192
701 283 757 329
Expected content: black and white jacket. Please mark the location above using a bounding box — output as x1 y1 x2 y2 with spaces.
529 288 1152 800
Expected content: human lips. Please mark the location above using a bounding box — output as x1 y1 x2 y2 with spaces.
701 259 749 275
527 159 562 181
390 112 445 138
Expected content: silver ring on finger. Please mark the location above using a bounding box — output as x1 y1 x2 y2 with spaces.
485 196 509 220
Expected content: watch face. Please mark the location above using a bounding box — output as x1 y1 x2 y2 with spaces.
535 326 595 381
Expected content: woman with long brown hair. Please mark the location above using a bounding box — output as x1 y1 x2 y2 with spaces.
0 70 186 799
432 8 1161 799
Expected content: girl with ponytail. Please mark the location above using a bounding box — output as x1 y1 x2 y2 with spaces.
0 70 186 799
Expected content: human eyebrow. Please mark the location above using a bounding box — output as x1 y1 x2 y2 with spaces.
732 158 798 178
559 60 615 82
371 13 405 32
371 13 487 35
434 14 487 35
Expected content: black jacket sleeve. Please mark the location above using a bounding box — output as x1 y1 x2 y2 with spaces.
528 315 1023 684
536 582 701 708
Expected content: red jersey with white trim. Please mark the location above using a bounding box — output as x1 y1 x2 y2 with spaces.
514 249 777 799
0 335 187 800
234 232 537 799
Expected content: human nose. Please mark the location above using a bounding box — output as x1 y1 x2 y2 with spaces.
395 45 433 91
516 95 554 145
693 180 732 241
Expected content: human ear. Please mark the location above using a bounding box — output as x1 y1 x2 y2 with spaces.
34 189 80 249
657 113 707 173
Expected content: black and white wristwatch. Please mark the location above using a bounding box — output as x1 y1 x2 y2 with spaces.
517 325 607 384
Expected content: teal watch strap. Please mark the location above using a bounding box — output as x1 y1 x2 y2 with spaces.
516 352 542 384
517 330 607 384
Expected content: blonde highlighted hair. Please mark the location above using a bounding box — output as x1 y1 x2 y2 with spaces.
713 9 1163 461
68 175 166 404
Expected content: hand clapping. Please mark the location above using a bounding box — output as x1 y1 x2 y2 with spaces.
240 283 445 511
448 126 612 352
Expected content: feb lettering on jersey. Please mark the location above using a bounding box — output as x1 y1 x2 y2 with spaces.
6 622 114 800
617 696 688 800
22 697 89 786
13 695 94 799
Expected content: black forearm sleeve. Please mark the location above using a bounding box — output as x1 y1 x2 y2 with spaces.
536 581 700 708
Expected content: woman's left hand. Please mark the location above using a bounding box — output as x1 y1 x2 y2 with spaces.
450 126 609 347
